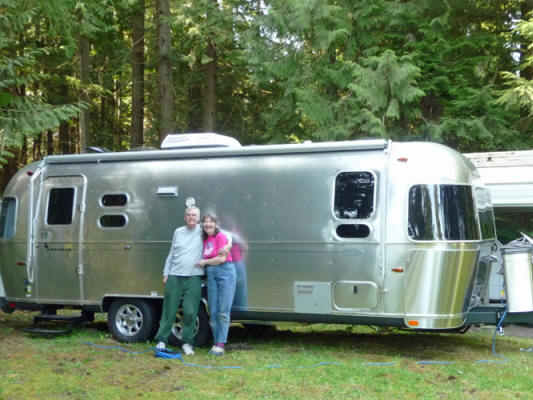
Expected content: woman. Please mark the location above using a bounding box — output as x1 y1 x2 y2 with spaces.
195 212 236 356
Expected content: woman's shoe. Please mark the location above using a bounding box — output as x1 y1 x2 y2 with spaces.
208 345 225 356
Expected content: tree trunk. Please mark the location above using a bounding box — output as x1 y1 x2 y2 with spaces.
20 138 27 166
156 0 174 144
0 150 19 195
58 122 70 154
33 133 42 161
131 0 145 149
203 39 217 132
46 130 54 155
79 33 91 153
521 1 533 81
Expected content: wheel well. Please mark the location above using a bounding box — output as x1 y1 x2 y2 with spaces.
101 296 163 313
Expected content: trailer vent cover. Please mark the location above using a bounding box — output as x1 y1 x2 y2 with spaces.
294 282 331 314
295 283 314 295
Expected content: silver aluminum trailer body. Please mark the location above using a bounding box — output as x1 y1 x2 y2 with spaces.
0 139 499 342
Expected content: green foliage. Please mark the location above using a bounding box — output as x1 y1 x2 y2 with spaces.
1 0 532 171
0 0 86 165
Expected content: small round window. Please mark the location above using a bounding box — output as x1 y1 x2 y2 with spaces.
102 194 128 207
100 214 127 228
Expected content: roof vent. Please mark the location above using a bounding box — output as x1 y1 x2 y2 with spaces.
160 133 241 150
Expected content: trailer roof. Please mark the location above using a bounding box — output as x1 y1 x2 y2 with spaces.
43 139 389 165
464 149 533 168
464 149 533 208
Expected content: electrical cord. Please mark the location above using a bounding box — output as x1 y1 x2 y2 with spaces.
475 306 509 364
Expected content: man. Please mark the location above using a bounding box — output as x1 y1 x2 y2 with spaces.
154 206 229 355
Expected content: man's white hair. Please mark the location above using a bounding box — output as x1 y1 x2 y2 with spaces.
185 205 200 216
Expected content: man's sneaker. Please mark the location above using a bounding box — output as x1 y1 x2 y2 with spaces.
155 341 166 350
182 343 194 356
208 345 225 356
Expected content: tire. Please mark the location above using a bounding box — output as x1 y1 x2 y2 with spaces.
168 303 210 347
107 299 156 343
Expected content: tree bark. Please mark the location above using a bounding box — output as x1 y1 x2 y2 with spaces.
131 0 145 149
0 150 19 195
79 32 91 153
521 1 533 81
156 0 174 144
203 39 217 132
58 122 70 154
46 130 54 155
33 133 42 161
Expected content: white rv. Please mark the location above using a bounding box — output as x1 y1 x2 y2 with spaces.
465 150 533 302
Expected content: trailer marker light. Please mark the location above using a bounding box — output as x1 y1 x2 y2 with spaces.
17 262 26 266
397 157 408 162
407 320 419 326
9 302 16 308
392 268 404 273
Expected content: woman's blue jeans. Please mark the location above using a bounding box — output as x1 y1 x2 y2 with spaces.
206 262 236 344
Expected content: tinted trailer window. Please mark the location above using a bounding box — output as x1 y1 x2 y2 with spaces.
334 172 375 219
0 197 16 238
408 185 479 241
47 188 75 225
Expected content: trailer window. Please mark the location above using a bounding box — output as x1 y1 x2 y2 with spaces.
0 197 17 238
475 188 496 240
334 172 375 219
101 194 128 207
336 224 370 238
408 185 479 241
494 209 533 244
99 214 127 228
47 188 75 225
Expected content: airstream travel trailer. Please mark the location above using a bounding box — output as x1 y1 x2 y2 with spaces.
0 135 530 343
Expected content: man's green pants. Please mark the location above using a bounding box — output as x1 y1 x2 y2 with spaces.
154 275 202 345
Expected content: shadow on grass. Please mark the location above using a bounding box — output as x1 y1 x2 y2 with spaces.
2 310 525 361
226 323 514 361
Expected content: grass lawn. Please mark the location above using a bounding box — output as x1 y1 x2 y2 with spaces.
1 310 533 399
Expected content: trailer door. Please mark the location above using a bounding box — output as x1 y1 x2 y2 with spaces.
35 176 86 303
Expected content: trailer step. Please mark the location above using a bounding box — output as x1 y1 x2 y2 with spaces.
23 313 92 337
22 327 72 336
34 314 84 324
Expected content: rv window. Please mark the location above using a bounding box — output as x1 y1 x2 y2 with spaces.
47 188 75 225
494 209 533 243
99 214 127 228
478 209 496 240
0 197 17 238
102 194 128 207
408 185 479 241
475 188 496 240
334 172 375 219
336 224 370 238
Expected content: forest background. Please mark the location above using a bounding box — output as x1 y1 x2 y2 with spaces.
1 0 533 192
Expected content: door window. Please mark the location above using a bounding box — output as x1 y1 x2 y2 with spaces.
47 188 75 225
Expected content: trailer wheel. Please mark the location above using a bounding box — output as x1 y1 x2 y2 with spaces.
168 303 210 347
107 299 156 343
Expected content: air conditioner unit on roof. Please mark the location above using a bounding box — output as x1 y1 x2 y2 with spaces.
160 132 241 150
